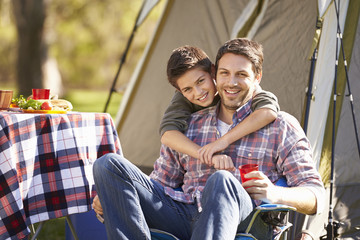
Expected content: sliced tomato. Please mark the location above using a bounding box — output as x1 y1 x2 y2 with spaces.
41 101 53 110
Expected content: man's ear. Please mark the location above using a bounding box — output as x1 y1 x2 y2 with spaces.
256 71 262 84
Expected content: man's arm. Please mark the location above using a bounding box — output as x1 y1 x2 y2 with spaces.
242 171 318 215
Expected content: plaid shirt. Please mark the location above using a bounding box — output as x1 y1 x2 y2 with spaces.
150 101 324 211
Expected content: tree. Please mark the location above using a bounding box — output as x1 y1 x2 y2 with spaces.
12 0 47 96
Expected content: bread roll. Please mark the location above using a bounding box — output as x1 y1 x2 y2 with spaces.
50 99 73 111
37 99 73 111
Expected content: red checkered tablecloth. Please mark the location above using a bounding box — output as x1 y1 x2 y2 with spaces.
0 111 122 240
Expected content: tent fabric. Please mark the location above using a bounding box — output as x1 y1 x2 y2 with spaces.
306 0 349 172
114 0 360 238
318 0 334 18
115 0 317 172
231 1 260 38
115 0 252 172
319 0 360 185
303 4 360 238
136 0 161 26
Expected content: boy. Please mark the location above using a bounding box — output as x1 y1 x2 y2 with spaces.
160 45 279 165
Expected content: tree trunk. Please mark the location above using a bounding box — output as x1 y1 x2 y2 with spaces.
12 0 46 96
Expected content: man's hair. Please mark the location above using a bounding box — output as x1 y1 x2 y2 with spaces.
215 38 263 77
167 46 212 90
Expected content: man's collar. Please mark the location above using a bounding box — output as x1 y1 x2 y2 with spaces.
233 100 252 124
214 100 252 125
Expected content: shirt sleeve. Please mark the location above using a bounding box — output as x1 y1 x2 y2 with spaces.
275 114 325 214
251 89 280 113
150 144 185 188
159 91 204 136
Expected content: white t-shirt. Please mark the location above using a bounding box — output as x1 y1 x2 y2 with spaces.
217 119 231 137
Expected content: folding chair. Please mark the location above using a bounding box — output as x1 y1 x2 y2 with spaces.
150 203 295 240
150 177 296 240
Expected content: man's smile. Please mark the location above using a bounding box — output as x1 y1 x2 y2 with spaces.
224 88 241 95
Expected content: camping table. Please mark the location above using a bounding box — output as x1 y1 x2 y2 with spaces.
0 110 122 240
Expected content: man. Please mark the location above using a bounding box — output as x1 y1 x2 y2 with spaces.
93 38 325 240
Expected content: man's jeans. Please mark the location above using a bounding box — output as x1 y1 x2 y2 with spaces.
93 153 270 240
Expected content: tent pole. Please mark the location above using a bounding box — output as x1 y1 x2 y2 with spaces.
323 1 343 239
303 47 317 134
303 17 323 134
103 1 146 113
336 2 360 158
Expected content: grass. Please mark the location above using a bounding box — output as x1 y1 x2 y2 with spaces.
29 218 66 240
4 86 123 119
65 89 123 119
24 89 122 239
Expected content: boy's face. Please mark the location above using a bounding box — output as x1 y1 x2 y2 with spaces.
177 68 217 107
216 53 260 111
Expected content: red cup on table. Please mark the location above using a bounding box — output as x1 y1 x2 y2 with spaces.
239 164 259 183
32 88 50 100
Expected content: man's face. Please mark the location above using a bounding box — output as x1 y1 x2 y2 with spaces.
177 68 217 107
216 53 259 111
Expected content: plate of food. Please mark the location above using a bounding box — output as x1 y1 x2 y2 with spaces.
19 99 73 114
22 109 68 114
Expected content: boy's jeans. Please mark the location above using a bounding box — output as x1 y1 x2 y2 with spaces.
93 153 270 240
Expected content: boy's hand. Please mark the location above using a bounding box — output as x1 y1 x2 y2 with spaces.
198 139 229 165
211 154 235 171
92 195 103 215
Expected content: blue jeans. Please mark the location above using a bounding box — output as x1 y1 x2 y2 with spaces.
93 153 270 240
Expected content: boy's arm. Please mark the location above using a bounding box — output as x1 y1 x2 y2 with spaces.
199 87 279 164
161 130 200 159
160 91 204 159
159 91 203 136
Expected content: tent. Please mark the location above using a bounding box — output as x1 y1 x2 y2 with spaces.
113 0 360 238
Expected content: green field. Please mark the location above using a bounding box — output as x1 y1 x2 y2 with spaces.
65 89 122 119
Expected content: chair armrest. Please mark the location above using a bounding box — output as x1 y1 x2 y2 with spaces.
245 204 296 234
255 203 296 212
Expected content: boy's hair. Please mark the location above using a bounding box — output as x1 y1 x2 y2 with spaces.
167 46 212 90
215 38 263 77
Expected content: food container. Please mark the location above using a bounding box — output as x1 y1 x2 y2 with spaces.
0 90 13 109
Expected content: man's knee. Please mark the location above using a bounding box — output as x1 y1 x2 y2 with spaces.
207 170 237 186
205 170 249 201
93 153 124 179
206 171 242 194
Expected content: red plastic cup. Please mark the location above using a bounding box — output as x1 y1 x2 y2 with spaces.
32 89 50 100
239 164 259 183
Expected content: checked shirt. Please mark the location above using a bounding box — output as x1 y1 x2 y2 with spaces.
150 101 324 211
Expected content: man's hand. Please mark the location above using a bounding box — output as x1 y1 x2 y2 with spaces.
242 171 281 203
198 139 229 165
211 154 235 171
92 195 103 215
300 233 314 240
